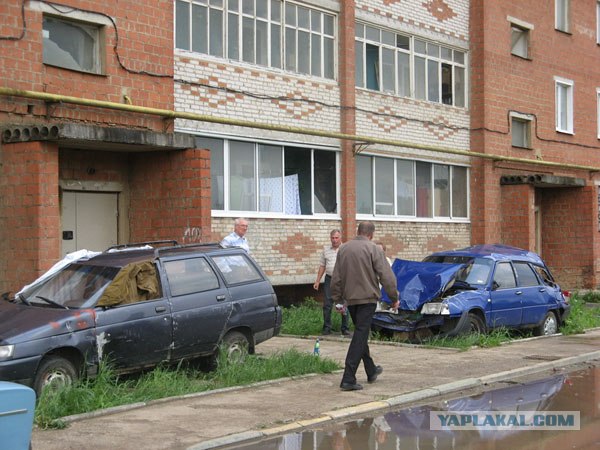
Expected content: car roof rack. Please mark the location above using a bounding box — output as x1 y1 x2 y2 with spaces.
105 240 179 252
154 242 224 258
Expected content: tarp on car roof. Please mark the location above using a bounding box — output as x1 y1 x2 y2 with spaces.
97 261 161 306
381 259 464 311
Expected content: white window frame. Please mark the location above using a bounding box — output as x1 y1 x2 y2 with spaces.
507 16 533 59
175 0 336 80
555 0 570 33
510 112 533 148
555 76 574 134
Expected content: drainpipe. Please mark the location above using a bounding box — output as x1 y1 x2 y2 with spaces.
1 86 599 173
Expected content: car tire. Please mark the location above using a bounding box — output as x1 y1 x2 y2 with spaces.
33 355 78 396
221 331 250 363
467 312 486 334
534 311 558 336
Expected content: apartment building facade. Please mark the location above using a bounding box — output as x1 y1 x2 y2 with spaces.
174 0 472 293
470 0 600 288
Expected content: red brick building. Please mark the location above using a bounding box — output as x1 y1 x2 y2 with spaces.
470 0 600 288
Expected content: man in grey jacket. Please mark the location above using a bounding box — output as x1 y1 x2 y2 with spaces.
331 221 399 391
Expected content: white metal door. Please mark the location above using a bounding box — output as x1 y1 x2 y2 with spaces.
61 191 118 256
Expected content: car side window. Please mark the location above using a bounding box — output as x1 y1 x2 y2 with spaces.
492 262 517 290
212 254 263 285
513 262 540 287
164 257 220 296
532 265 557 287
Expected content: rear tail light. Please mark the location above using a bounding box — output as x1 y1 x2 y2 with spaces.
562 290 571 302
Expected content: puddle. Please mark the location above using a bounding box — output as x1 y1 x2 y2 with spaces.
228 365 600 449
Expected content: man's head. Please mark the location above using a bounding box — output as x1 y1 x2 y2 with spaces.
329 229 342 248
357 221 375 240
234 218 249 237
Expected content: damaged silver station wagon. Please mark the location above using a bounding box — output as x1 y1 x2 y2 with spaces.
0 241 282 395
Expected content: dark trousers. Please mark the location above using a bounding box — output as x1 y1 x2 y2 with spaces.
323 275 349 332
341 302 377 385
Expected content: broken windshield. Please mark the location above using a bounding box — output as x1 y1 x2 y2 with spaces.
21 264 119 309
423 256 493 287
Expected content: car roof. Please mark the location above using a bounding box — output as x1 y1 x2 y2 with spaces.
78 242 237 268
429 244 544 265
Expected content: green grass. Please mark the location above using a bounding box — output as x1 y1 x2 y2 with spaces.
424 328 520 350
561 292 600 334
281 297 349 335
35 348 339 429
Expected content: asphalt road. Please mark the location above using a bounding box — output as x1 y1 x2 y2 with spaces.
32 330 600 450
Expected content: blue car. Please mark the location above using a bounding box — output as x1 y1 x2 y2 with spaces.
0 381 35 450
372 244 571 340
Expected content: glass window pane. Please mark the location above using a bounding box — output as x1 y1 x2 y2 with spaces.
256 0 268 19
356 156 373 214
355 41 364 87
451 166 468 218
454 50 465 64
414 39 426 54
314 150 337 213
285 27 296 71
415 56 426 100
375 157 394 215
441 46 452 61
284 147 311 215
355 23 364 38
228 0 239 11
259 145 283 212
514 263 539 287
382 48 395 93
427 59 439 102
366 43 379 90
285 3 296 26
298 30 310 74
242 0 253 15
198 137 224 210
191 4 208 53
324 37 334 79
433 165 450 217
324 15 334 36
366 26 379 42
396 160 415 215
242 17 255 62
397 52 410 97
256 20 268 65
175 0 190 50
298 6 310 29
271 0 281 21
441 63 452 105
493 263 517 289
311 10 321 32
271 24 281 68
397 34 410 50
229 141 256 211
382 30 395 46
454 66 465 107
209 9 223 56
427 43 439 57
416 161 432 217
512 118 527 147
228 12 239 60
311 34 321 76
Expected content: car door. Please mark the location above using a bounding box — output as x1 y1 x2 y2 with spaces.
489 261 522 327
517 262 555 325
162 256 232 359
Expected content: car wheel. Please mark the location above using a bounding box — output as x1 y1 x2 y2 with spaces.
534 311 558 336
221 331 250 363
468 313 486 334
33 356 78 396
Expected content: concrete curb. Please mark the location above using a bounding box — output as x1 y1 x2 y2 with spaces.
188 350 600 450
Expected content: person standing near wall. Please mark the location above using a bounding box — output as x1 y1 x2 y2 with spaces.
313 229 350 336
220 218 250 253
331 221 399 391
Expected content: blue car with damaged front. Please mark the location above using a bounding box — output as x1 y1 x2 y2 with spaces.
372 244 571 341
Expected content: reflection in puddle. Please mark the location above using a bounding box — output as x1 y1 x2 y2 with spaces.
229 365 600 449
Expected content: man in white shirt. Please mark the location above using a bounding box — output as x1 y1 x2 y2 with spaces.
220 218 250 253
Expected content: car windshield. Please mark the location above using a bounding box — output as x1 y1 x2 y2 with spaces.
20 263 120 309
423 255 494 287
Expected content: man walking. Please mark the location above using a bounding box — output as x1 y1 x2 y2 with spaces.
331 221 399 391
313 229 350 336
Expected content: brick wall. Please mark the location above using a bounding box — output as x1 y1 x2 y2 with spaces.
129 149 211 244
501 184 535 249
0 141 60 293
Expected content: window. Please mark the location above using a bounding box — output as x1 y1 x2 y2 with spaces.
42 15 103 74
165 258 220 296
355 23 466 107
175 0 335 79
511 113 532 148
493 262 517 290
212 254 263 284
200 137 338 215
355 155 468 219
513 262 539 287
555 77 574 133
555 0 570 32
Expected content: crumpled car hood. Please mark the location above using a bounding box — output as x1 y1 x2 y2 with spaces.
0 301 95 344
382 259 465 311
